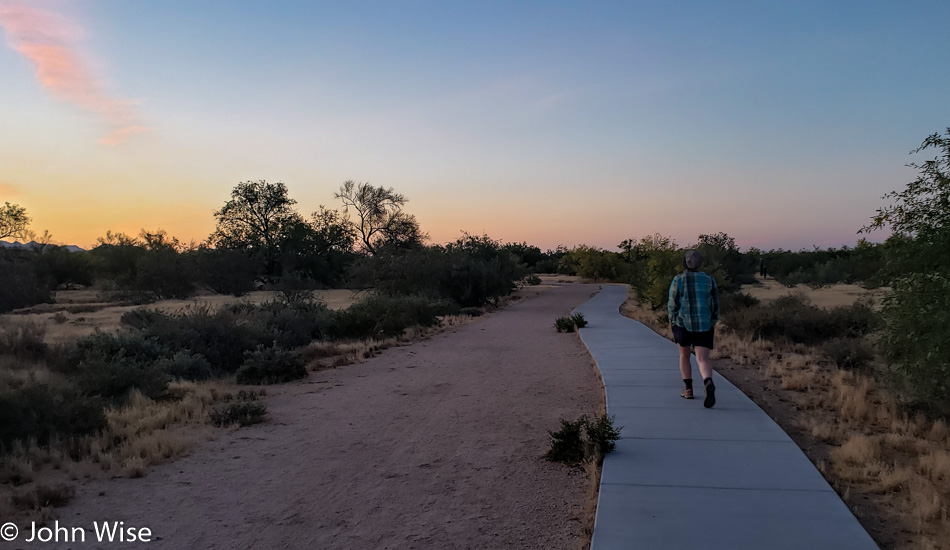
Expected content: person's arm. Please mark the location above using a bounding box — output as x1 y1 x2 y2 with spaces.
668 275 680 325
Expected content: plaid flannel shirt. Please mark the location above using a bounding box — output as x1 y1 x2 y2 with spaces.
668 270 720 333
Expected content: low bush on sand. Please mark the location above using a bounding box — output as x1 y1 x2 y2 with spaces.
235 344 307 385
545 414 621 465
0 383 105 449
209 391 268 427
554 312 587 333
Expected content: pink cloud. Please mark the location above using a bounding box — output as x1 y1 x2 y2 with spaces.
0 1 147 145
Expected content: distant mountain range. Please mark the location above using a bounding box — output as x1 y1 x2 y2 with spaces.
0 240 84 253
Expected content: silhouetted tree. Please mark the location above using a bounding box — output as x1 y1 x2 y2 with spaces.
335 180 425 254
0 202 30 241
210 180 303 275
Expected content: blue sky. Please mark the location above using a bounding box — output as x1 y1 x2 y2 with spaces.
1 0 948 250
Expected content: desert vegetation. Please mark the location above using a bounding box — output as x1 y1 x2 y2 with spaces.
0 180 552 522
602 130 950 548
545 414 622 465
1 129 948 546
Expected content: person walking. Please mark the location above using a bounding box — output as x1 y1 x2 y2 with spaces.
668 249 720 408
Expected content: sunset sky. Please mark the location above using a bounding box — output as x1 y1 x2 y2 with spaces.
1 0 949 252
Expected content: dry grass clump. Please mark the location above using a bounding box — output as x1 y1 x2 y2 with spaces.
0 378 234 523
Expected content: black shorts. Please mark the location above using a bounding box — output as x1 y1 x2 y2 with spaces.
672 325 715 349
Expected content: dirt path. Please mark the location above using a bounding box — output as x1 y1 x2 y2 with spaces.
45 284 604 550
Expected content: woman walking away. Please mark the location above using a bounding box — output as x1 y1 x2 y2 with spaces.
668 250 720 408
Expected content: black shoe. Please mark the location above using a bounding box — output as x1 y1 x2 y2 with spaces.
704 382 716 408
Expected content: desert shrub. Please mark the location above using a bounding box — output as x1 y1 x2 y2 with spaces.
128 306 268 374
559 245 628 281
0 321 48 361
821 337 875 371
719 292 760 315
0 254 52 313
119 308 169 330
554 312 587 333
545 414 621 464
235 344 307 385
0 383 105 448
586 414 623 454
828 302 882 338
87 243 145 287
70 331 171 369
333 295 451 339
11 484 76 510
459 307 483 317
522 274 542 286
726 294 879 346
209 398 268 427
544 417 587 464
155 351 213 381
194 248 258 296
35 246 94 289
134 248 198 299
76 354 170 403
879 273 950 402
352 236 525 308
252 297 336 348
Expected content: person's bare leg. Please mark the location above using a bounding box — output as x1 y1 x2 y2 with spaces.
695 346 713 380
678 345 693 380
696 346 716 408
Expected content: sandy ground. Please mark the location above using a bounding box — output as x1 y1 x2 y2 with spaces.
40 284 604 550
742 276 889 310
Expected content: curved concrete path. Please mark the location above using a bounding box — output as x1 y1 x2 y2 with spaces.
573 285 879 549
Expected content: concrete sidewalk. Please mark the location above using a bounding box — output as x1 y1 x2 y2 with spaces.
574 284 879 550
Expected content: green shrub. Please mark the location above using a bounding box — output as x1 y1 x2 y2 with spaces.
209 395 268 427
155 351 213 381
879 273 950 401
820 337 875 371
719 292 760 315
544 417 587 464
459 307 483 317
195 248 258 296
585 413 623 454
76 354 170 404
828 302 882 338
69 331 171 372
333 295 451 339
0 383 105 448
351 237 525 308
0 254 52 313
252 298 336 348
522 274 542 286
235 344 307 385
545 414 622 464
725 294 880 346
134 248 197 299
554 312 587 333
126 306 268 374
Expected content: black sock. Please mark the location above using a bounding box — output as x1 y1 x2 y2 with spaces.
704 377 713 387
684 379 693 390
